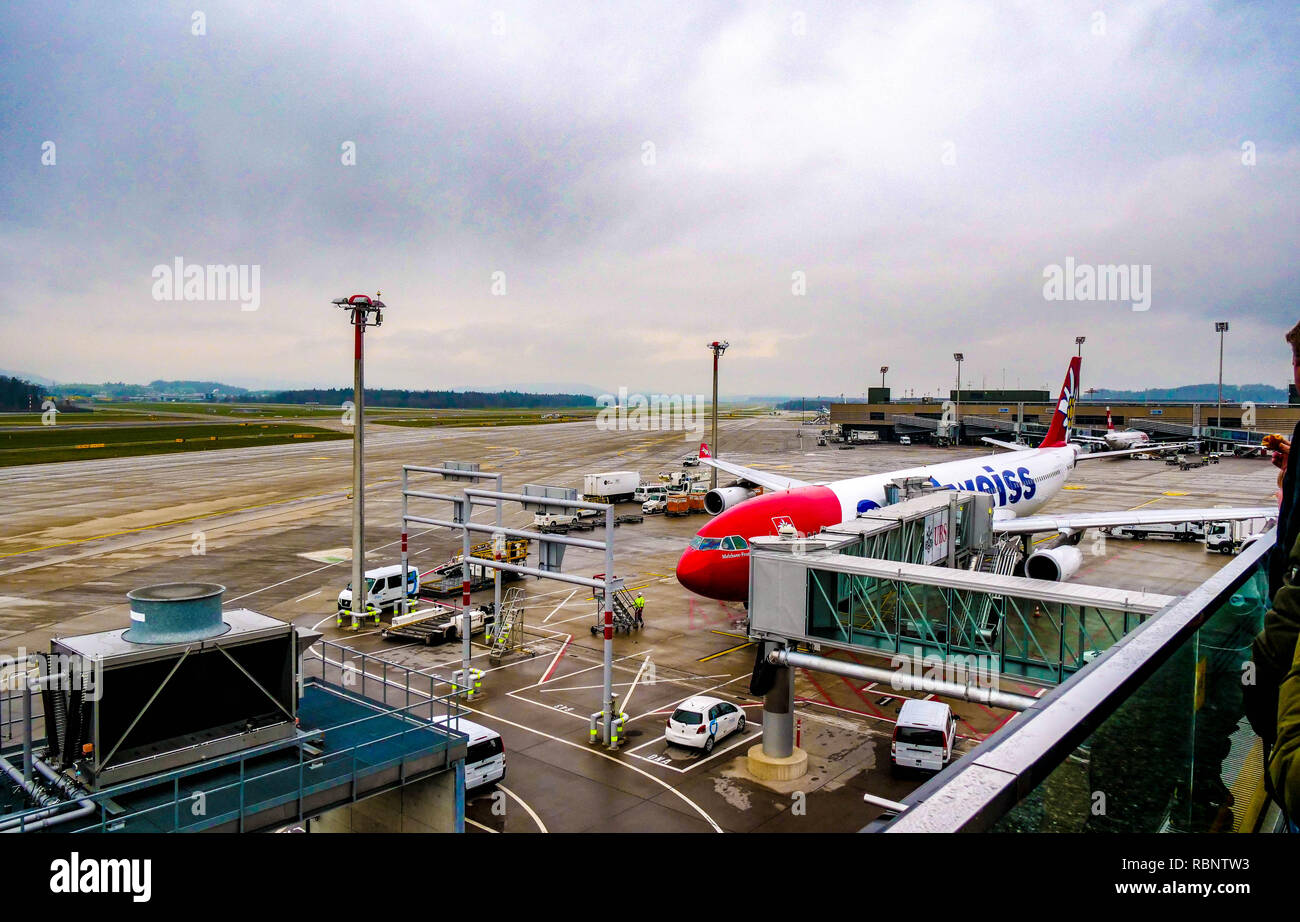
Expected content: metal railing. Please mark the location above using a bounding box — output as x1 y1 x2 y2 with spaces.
879 532 1274 832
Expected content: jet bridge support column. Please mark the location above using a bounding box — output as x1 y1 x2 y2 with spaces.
747 646 808 781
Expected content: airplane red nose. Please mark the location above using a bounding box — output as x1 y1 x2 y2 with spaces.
675 548 709 596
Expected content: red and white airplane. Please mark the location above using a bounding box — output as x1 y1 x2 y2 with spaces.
1074 407 1156 451
675 356 1275 602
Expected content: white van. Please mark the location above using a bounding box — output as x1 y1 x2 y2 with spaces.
891 699 956 774
436 717 505 789
898 435 912 446
337 564 419 616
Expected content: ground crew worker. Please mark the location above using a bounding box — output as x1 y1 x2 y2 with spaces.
634 592 645 627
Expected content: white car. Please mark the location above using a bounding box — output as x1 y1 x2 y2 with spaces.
665 696 746 754
642 498 667 514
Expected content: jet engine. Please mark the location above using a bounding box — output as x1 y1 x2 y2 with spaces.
704 486 755 515
1024 544 1083 582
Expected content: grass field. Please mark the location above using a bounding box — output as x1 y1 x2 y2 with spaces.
0 422 348 467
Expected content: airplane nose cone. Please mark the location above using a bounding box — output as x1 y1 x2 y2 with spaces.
675 549 709 596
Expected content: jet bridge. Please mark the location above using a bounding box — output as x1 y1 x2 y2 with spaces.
749 491 1174 684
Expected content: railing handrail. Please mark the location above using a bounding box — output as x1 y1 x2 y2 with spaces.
880 529 1276 832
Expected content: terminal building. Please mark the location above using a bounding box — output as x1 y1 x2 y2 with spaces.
831 390 1300 448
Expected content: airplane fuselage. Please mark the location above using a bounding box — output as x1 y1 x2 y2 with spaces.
676 445 1079 602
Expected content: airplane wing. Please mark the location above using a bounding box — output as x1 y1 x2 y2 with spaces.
993 506 1278 537
696 442 809 492
1072 443 1186 461
981 437 1029 451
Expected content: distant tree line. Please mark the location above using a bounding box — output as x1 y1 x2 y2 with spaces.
0 375 44 412
776 396 843 410
254 388 597 409
1087 383 1288 403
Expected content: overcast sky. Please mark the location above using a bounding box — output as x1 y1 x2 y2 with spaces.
1 1 1296 399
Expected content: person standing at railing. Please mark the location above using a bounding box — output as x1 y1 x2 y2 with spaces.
1270 636 1300 827
1244 322 1300 830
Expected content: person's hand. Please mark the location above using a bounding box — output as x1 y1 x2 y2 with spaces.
1266 434 1290 472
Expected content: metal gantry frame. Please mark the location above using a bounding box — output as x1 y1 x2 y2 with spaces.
401 465 503 702
400 475 626 748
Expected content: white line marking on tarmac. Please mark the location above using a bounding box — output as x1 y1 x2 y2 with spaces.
620 654 652 714
627 729 760 774
456 703 723 833
295 590 322 603
542 589 578 623
538 634 572 684
323 641 725 832
498 784 547 833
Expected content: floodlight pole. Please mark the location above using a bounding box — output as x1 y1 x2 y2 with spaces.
333 293 385 630
708 341 729 490
1215 322 1229 432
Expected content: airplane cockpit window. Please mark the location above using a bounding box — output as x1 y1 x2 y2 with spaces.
689 536 723 551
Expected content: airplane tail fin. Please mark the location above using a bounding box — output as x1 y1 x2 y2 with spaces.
1106 407 1114 431
699 441 711 460
1037 356 1080 449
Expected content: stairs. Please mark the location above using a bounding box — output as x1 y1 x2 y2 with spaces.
488 588 526 660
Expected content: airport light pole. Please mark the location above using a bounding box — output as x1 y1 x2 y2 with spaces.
1075 335 1086 358
952 352 964 429
332 293 386 630
1215 321 1229 432
880 365 889 395
708 341 728 490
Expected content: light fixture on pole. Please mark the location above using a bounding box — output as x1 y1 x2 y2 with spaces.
332 292 386 631
1215 322 1229 431
1075 335 1086 358
880 365 889 394
707 341 729 490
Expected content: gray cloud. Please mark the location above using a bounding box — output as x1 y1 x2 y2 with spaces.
1 0 1296 396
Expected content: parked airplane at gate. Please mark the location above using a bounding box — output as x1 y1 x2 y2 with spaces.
1073 407 1154 451
675 356 1275 602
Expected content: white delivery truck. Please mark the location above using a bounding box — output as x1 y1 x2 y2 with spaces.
582 471 640 503
338 564 419 617
1205 518 1273 555
1109 522 1205 542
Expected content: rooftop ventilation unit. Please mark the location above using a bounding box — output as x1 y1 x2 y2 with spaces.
44 584 306 790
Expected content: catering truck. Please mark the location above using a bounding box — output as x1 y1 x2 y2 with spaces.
1205 518 1273 555
582 471 640 503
